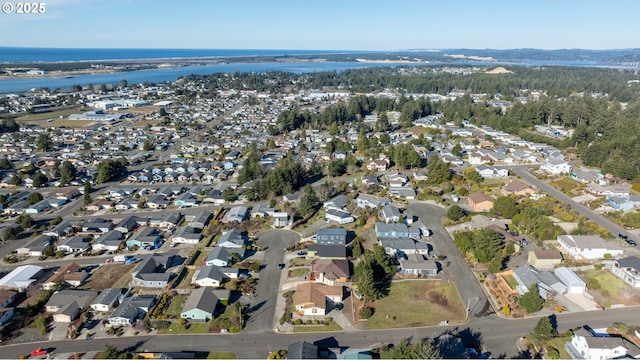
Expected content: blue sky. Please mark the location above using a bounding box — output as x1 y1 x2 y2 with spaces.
2 0 640 50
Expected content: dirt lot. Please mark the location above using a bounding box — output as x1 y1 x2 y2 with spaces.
80 264 136 290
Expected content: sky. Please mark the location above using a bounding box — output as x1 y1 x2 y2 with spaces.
2 0 640 50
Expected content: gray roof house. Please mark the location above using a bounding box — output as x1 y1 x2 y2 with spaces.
612 256 640 288
323 195 350 211
90 288 123 312
225 206 249 223
379 204 401 223
190 212 212 229
180 287 219 322
399 254 438 276
288 341 318 360
379 238 430 258
374 222 421 239
93 230 124 252
193 266 228 288
108 295 156 327
513 265 566 299
205 247 233 267
131 254 175 288
217 229 246 248
316 228 348 246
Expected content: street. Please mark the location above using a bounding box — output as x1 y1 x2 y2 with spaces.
511 167 640 245
3 306 640 359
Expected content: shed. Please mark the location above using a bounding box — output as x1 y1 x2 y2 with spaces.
554 267 586 294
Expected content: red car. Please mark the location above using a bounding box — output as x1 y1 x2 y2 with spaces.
30 348 48 357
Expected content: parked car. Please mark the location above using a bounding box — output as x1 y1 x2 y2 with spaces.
619 233 629 240
278 263 285 270
297 250 307 256
31 348 48 357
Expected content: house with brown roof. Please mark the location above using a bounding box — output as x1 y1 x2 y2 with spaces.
311 259 350 286
41 263 89 290
501 179 535 196
528 250 563 269
365 158 389 172
294 282 343 316
467 192 495 212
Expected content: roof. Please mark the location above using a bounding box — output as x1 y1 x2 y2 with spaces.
287 341 318 360
294 283 342 308
92 288 122 306
502 179 531 192
196 266 226 282
468 192 494 204
554 267 585 286
317 228 347 237
616 256 640 271
532 250 563 260
559 235 621 251
47 289 97 310
0 265 42 289
312 259 350 280
182 287 218 314
308 245 347 258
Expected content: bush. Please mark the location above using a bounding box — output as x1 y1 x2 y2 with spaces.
359 306 374 319
601 289 610 296
279 312 292 325
293 319 302 325
325 317 333 324
587 278 601 290
594 264 603 271
547 347 560 360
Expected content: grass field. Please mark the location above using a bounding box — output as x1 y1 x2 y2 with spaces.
293 322 342 332
165 295 184 318
162 322 209 334
550 178 579 193
289 257 309 267
14 108 80 122
366 280 465 329
290 268 310 278
206 352 236 359
546 337 572 359
580 269 640 305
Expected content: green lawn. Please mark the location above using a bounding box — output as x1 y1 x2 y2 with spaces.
15 108 81 122
550 178 579 193
289 257 309 267
546 337 572 359
290 268 310 277
366 281 466 329
293 321 342 332
165 295 184 317
162 322 210 334
581 269 629 300
503 275 518 290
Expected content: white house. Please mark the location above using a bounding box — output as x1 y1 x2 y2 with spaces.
557 235 624 260
611 256 640 288
554 267 586 294
324 209 355 224
540 158 571 175
565 326 640 360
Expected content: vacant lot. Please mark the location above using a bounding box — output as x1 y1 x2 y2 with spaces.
550 177 579 193
80 263 136 290
366 280 465 329
579 269 640 306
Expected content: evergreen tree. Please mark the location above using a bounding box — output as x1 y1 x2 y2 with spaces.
83 181 92 205
36 134 53 152
534 316 557 341
32 172 48 188
27 192 43 205
447 205 464 221
519 285 544 313
427 156 451 184
58 161 77 185
297 185 321 217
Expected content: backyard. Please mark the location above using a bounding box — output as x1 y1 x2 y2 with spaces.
79 264 136 291
550 177 580 194
579 269 640 306
364 280 466 329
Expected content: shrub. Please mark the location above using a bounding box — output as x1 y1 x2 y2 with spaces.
587 278 601 290
293 319 302 325
547 347 560 360
325 317 333 324
359 306 374 319
601 289 610 297
594 264 603 271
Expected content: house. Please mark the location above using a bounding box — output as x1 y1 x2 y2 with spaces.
528 250 563 269
366 158 389 171
325 209 355 224
148 212 183 229
131 254 175 288
379 238 430 258
361 176 382 187
611 256 640 288
540 158 571 175
216 229 246 249
607 195 640 211
127 227 163 249
565 326 640 360
306 245 348 260
374 222 421 239
180 287 218 322
16 235 54 257
554 267 586 294
171 226 202 245
502 179 535 196
190 212 212 229
355 194 390 209
271 212 292 228
193 266 228 288
399 254 438 276
93 231 124 252
56 236 90 254
82 218 114 233
174 193 198 208
43 220 75 238
294 282 343 316
512 265 566 299
0 265 43 291
41 263 89 290
387 185 417 200
108 295 156 327
467 192 494 212
205 247 233 267
90 288 122 312
312 259 350 286
114 216 142 233
287 341 318 360
324 194 350 211
46 289 97 323
379 204 401 223
316 228 347 246
250 203 275 218
225 206 249 223
557 235 624 260
475 165 508 178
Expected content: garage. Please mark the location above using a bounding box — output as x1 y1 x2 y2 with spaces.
554 267 586 294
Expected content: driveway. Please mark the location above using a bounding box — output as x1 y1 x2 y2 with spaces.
243 229 299 333
406 203 493 319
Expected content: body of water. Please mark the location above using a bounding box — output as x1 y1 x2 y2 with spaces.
0 62 422 93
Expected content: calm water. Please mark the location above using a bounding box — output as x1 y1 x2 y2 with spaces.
0 62 421 93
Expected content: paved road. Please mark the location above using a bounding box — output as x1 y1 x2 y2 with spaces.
244 230 299 333
511 167 640 245
406 203 492 319
4 306 640 359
